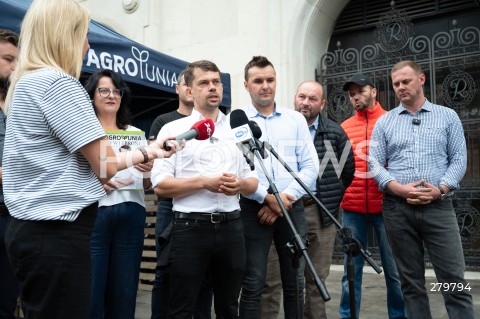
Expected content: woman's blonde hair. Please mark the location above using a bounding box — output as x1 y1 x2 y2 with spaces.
5 0 90 113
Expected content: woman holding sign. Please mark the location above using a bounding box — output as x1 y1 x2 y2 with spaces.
84 69 152 319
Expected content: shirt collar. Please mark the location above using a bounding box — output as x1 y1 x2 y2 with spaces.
398 99 432 115
245 102 281 119
310 115 319 131
191 108 226 125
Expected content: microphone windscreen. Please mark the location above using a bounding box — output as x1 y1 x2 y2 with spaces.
230 109 249 128
248 120 262 139
193 118 215 140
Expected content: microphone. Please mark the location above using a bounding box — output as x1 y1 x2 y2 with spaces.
412 119 421 125
163 118 215 151
230 109 257 169
248 120 268 159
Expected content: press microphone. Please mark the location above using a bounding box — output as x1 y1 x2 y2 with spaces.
412 119 421 125
163 118 215 151
248 120 268 159
230 109 256 148
230 109 257 169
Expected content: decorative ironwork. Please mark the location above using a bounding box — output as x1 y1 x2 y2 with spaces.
373 1 414 52
321 2 480 267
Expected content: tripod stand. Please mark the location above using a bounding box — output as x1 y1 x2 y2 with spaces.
244 138 330 319
261 141 382 319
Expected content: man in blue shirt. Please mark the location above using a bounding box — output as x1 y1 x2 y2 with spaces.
238 56 319 319
369 60 474 319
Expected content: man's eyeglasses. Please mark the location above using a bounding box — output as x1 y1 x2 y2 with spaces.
97 87 123 99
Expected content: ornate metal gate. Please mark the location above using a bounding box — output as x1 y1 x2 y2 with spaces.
318 1 480 268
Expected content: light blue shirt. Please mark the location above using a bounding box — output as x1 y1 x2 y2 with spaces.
308 115 319 193
368 100 467 191
243 103 319 203
308 115 319 141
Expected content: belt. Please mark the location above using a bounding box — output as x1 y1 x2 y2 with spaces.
302 195 317 207
174 210 240 223
0 203 9 216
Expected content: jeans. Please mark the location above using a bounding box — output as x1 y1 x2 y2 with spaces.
382 195 474 319
239 198 307 319
151 200 212 319
259 243 282 319
339 211 406 319
0 214 19 319
6 203 97 319
169 215 245 319
90 202 146 319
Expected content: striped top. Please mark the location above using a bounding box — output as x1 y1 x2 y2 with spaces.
368 100 467 191
3 68 106 221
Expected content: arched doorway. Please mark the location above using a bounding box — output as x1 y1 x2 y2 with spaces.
318 0 480 268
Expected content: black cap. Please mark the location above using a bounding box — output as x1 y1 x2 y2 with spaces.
343 74 375 91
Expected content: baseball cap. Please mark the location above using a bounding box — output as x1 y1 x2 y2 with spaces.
343 74 375 91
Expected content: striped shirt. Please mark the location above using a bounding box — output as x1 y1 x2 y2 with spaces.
3 68 106 221
368 100 467 191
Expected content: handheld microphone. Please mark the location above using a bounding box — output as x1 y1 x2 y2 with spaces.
163 118 215 151
248 120 268 159
230 109 257 169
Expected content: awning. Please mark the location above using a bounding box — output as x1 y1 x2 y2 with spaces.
0 0 232 109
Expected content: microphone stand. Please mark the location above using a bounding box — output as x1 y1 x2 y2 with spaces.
246 141 331 317
261 141 382 319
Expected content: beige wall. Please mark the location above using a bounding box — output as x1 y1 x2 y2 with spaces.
80 0 348 110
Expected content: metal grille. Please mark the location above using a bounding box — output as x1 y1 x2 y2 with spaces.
321 1 480 268
334 0 479 34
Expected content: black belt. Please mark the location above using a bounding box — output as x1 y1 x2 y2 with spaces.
302 195 317 207
0 203 9 216
174 210 240 223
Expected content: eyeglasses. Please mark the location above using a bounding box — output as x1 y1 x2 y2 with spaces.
97 87 123 99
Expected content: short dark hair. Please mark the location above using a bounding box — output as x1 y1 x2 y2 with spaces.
244 56 274 81
0 29 19 47
83 69 132 130
177 68 186 84
183 60 220 87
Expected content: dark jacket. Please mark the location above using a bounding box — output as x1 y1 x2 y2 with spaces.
313 115 355 227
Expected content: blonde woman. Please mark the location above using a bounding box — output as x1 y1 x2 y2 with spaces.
2 1 177 318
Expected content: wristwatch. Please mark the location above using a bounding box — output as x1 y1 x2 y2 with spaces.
438 186 447 200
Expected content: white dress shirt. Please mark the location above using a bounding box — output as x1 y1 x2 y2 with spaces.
151 109 258 213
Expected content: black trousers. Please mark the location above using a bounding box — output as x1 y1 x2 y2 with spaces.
168 216 245 319
5 203 97 319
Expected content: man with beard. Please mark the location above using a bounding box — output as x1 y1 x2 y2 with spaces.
339 74 406 319
152 60 258 318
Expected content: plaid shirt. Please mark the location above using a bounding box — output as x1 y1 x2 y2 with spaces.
368 100 466 191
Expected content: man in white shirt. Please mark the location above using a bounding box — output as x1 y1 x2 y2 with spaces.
151 60 258 318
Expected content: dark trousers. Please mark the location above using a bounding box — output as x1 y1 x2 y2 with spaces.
5 203 97 319
382 195 475 319
168 216 245 319
0 214 19 319
151 200 212 319
239 198 307 319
